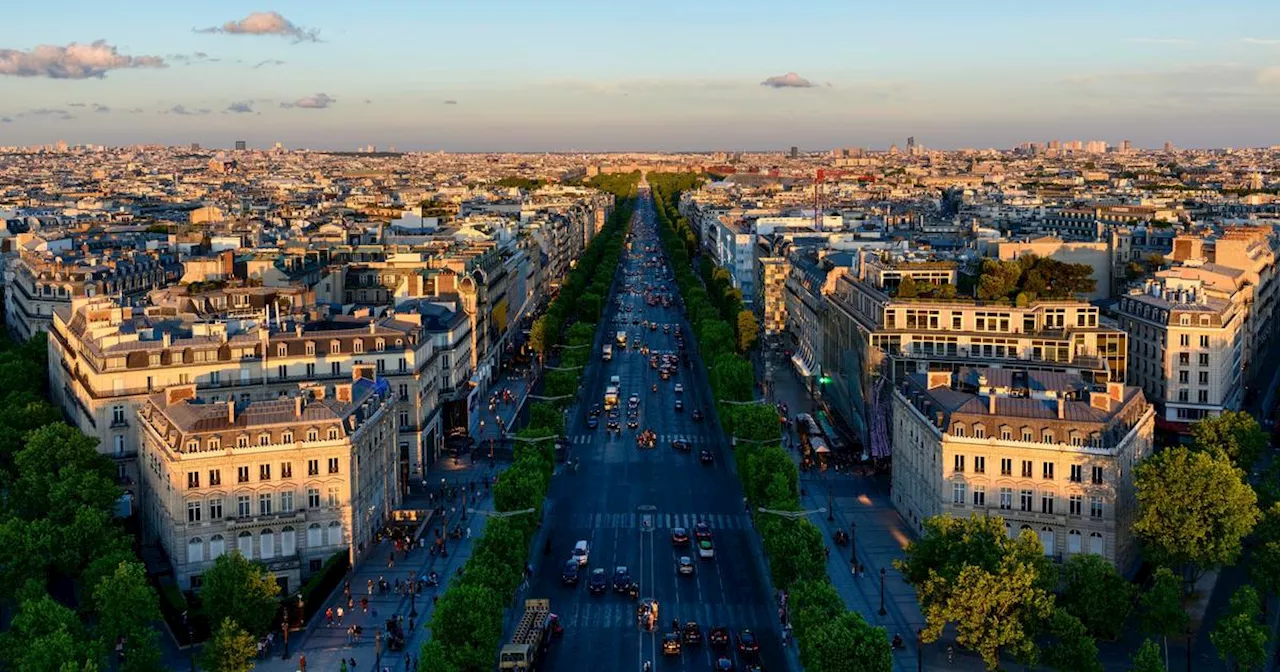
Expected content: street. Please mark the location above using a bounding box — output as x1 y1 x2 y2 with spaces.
527 189 788 672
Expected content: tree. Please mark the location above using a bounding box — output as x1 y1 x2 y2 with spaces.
1130 638 1165 672
1133 446 1259 581
91 560 162 672
710 353 753 403
527 402 563 436
1250 502 1280 608
896 276 920 298
14 422 118 521
200 618 257 672
699 319 735 360
797 611 892 672
921 558 1054 670
528 316 551 357
1059 553 1136 640
1140 567 1188 668
200 553 282 637
416 640 459 672
789 579 845 640
0 594 99 672
1210 586 1268 671
736 310 759 352
1041 608 1103 672
430 583 504 670
758 517 826 589
1191 410 1267 469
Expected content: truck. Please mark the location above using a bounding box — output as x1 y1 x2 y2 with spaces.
500 598 551 671
602 344 613 361
616 331 628 348
604 375 621 410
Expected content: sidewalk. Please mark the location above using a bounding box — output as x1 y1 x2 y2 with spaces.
249 371 536 672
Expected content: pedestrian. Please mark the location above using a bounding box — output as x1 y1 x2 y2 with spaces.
367 578 374 595
267 632 274 651
341 660 349 672
298 653 306 672
361 596 369 613
404 655 411 672
388 552 395 569
465 526 471 539
326 607 334 627
350 657 358 670
347 596 354 611
337 606 344 625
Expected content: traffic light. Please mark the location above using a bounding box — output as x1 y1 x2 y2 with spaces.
818 375 832 385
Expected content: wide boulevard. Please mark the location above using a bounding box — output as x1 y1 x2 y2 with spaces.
529 185 786 672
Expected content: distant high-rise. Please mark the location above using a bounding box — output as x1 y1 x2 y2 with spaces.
906 136 915 149
789 146 799 159
1164 141 1174 152
1120 139 1132 153
234 140 247 151
190 143 201 151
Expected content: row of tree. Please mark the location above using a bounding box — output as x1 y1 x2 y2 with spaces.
896 410 1274 671
0 333 171 671
417 178 639 672
650 176 892 672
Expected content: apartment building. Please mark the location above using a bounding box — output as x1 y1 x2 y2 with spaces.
48 293 443 497
891 367 1154 570
1045 205 1177 241
756 252 789 336
137 368 398 591
711 217 757 305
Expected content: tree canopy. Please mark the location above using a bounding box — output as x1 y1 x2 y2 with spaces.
200 553 282 637
975 255 1096 303
1190 410 1268 470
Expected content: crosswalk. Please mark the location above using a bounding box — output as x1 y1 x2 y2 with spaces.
568 511 749 531
568 434 711 445
557 599 767 630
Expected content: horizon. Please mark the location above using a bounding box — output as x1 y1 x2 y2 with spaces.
3 1 1280 150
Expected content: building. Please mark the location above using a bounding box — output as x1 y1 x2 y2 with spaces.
757 252 789 336
137 366 399 591
992 237 1113 300
234 140 247 151
891 367 1154 571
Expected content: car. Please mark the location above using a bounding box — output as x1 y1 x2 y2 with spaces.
677 556 695 576
683 622 703 645
672 439 691 452
561 559 580 586
737 629 760 657
632 318 640 325
709 627 730 649
663 324 671 333
674 383 684 394
694 522 712 540
674 399 683 412
613 566 631 592
628 417 639 429
660 369 671 380
589 404 602 417
671 527 689 546
586 415 599 429
629 394 640 407
700 449 714 465
588 568 608 595
573 540 591 565
698 539 715 559
662 632 682 656
714 656 735 671
692 408 704 422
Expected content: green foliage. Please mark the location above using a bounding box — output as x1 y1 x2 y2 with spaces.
975 255 1096 302
1139 567 1189 642
1042 608 1103 672
200 618 258 672
797 610 892 672
1190 410 1267 469
698 319 735 361
1 595 100 672
1210 586 1268 671
527 402 564 436
200 553 282 637
584 171 641 198
789 579 846 640
736 310 759 352
1133 446 1259 578
1250 502 1280 598
15 422 118 520
429 583 504 670
91 560 161 668
528 316 551 356
1059 553 1135 640
493 176 546 190
710 353 754 403
757 516 826 588
1130 638 1165 672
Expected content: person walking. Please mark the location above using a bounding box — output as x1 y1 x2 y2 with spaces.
326 607 334 627
298 653 306 672
465 526 471 539
336 606 344 625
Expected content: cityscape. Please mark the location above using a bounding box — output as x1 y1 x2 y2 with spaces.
4 3 1280 672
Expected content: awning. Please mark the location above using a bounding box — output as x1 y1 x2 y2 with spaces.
791 354 814 378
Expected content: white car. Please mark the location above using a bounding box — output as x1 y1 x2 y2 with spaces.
673 383 683 395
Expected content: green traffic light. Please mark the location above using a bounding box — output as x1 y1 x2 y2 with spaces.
819 376 832 385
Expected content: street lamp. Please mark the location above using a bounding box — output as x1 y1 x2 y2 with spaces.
756 506 827 521
280 609 290 659
469 507 536 519
878 568 887 616
916 628 923 672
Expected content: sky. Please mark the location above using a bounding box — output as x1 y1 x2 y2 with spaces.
2 0 1280 151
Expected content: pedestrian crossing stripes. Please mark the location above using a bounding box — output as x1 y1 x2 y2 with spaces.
559 599 765 631
568 512 749 531
569 434 712 445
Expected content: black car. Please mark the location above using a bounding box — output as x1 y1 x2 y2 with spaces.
709 627 730 649
662 632 681 656
737 629 760 657
587 415 599 429
561 559 580 586
671 527 689 546
683 622 703 646
672 439 691 452
613 566 631 593
700 449 714 465
694 522 712 541
692 408 703 422
674 399 683 412
588 568 608 595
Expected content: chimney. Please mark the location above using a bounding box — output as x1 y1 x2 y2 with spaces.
1107 381 1124 402
162 331 172 348
227 400 236 425
1057 396 1065 419
352 362 376 382
295 395 305 417
988 394 997 414
295 324 303 338
165 384 197 407
336 383 354 403
369 321 377 335
926 371 952 390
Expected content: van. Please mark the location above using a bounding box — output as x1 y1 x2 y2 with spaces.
602 344 613 361
573 540 590 566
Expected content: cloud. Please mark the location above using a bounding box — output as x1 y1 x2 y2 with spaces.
167 105 211 116
1259 66 1280 85
1126 37 1194 46
20 107 75 120
253 59 286 68
67 102 86 108
1243 37 1280 46
226 101 254 114
443 99 458 105
0 40 166 79
1 117 11 123
761 72 815 88
280 93 335 109
196 11 320 43
170 52 215 65
126 107 144 114
364 99 372 104
92 103 110 113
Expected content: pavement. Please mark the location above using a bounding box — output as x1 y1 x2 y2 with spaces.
524 190 791 672
230 372 535 672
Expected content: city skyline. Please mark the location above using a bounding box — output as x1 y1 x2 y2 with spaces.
3 0 1280 150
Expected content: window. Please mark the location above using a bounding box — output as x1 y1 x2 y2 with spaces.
307 459 319 476
111 405 126 425
209 534 225 559
327 521 342 546
1199 371 1210 385
973 456 985 474
330 340 341 354
187 501 202 523
1199 389 1210 404
305 342 315 356
209 469 222 486
999 488 1013 510
237 495 250 518
277 364 288 379
1179 334 1189 347
376 359 386 373
237 466 249 483
1178 370 1189 384
258 433 271 447
326 487 340 507
307 488 320 509
237 531 253 559
260 529 275 560
1042 462 1054 480
187 471 200 489
1000 459 1013 476
280 490 294 512
1199 353 1210 367
258 493 273 515
1200 335 1210 348
1178 352 1190 366
1089 532 1105 555
282 431 293 444
1091 466 1104 485
953 455 965 473
973 425 986 439
399 411 410 430
327 428 340 441
354 339 365 354
952 424 966 437
209 498 223 520
398 384 409 400
280 462 292 479
952 314 962 329
1043 430 1055 444
277 344 287 357
1040 495 1054 514
972 485 986 507
376 338 386 352
1039 527 1055 556
398 358 407 373
1021 460 1033 478
308 523 323 547
1000 426 1012 441
307 429 319 442
281 526 296 556
1090 496 1104 518
1019 489 1033 512
188 537 204 564
1069 465 1082 483
328 457 340 474
259 464 271 481
952 482 967 505
1021 428 1033 442
1069 495 1083 516
1068 530 1082 554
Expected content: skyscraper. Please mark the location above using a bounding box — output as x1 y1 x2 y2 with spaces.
789 146 799 159
234 140 247 151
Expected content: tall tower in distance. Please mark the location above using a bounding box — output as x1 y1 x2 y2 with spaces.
789 146 799 159
234 140 247 151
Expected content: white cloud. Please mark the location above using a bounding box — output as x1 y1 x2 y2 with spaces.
0 40 165 79
761 72 815 88
226 101 254 114
92 103 110 113
1243 38 1280 46
1126 37 1194 46
444 99 458 105
167 105 211 116
20 107 75 120
196 11 320 43
281 93 335 109
0 117 10 123
1259 66 1280 85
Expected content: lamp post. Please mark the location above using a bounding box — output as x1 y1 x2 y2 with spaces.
878 568 887 616
916 628 923 672
280 609 290 659
182 611 195 672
